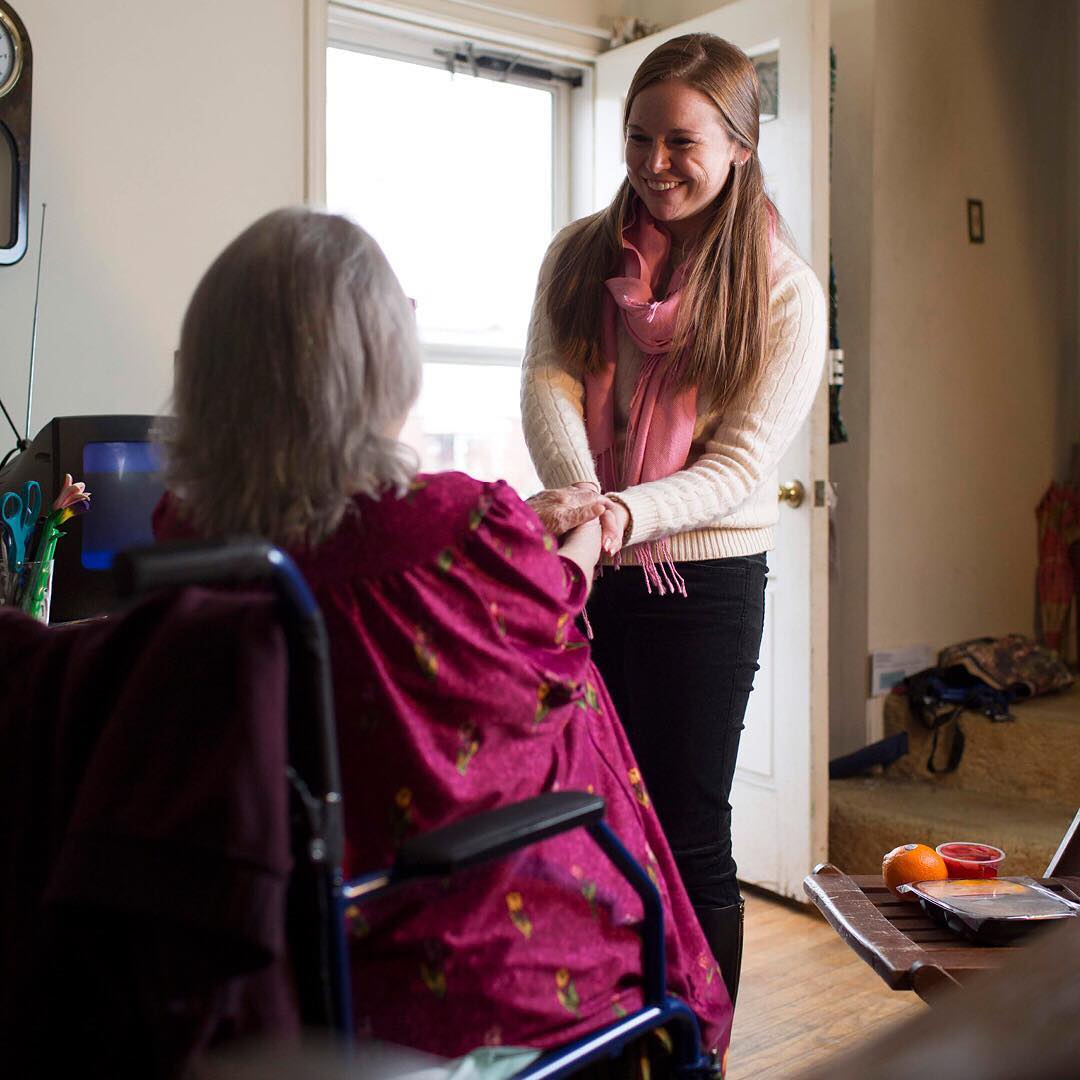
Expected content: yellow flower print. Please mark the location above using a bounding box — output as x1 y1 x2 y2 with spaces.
697 952 721 985
555 612 570 647
639 1046 652 1080
581 879 598 916
405 479 428 503
414 626 439 680
611 996 628 1019
456 721 480 776
505 891 533 939
344 904 371 939
390 787 414 844
437 548 454 574
555 967 581 1016
644 842 660 887
628 767 651 809
468 492 493 531
534 681 551 727
570 865 599 918
574 681 601 714
489 601 508 639
542 533 556 552
420 961 447 999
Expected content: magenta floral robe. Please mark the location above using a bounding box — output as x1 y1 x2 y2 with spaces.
155 472 731 1061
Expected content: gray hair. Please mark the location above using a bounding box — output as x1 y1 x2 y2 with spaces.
163 207 421 547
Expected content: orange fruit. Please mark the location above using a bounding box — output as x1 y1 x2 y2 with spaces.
882 843 949 898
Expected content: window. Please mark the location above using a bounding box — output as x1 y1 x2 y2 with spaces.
326 18 584 498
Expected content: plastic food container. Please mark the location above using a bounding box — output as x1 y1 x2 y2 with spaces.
936 841 1005 879
898 877 1079 944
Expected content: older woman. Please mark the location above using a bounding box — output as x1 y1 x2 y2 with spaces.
154 208 732 1063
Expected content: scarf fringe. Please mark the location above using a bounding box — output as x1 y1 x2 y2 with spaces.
631 537 687 598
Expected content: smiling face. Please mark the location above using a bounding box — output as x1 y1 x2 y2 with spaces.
625 79 749 242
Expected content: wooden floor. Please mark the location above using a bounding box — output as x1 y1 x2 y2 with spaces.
725 888 925 1079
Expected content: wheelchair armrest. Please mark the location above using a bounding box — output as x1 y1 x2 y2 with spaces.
393 791 604 881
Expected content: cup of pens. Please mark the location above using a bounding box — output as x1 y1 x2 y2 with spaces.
1 473 91 622
19 558 54 622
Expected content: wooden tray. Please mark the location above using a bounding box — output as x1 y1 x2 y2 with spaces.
803 863 1080 1002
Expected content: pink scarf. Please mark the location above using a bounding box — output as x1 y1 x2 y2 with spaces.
585 201 698 595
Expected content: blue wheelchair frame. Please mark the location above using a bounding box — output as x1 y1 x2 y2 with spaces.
116 539 719 1078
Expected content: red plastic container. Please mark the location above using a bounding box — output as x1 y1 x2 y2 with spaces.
936 842 1006 879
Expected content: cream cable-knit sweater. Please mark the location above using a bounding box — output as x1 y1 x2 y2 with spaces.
521 220 828 563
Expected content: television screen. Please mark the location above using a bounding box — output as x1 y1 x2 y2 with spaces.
0 415 166 621
81 441 164 571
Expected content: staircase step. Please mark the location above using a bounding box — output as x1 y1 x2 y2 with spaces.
884 685 1080 802
828 776 1076 877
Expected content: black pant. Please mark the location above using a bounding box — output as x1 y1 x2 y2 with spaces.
586 554 768 909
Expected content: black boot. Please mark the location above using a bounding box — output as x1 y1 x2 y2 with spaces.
694 900 745 1007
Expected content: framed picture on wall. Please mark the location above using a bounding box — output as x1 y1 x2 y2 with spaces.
754 51 778 122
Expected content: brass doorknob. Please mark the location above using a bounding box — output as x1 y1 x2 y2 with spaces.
778 480 805 508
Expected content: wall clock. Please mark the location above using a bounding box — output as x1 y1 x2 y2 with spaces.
0 0 31 265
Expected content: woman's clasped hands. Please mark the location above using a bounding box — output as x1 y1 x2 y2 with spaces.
526 483 630 557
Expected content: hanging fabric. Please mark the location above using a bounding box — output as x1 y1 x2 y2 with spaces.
828 47 848 445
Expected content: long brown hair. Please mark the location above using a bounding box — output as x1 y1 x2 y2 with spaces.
545 33 773 412
164 208 421 547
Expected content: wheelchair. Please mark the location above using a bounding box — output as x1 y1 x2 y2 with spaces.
115 539 722 1079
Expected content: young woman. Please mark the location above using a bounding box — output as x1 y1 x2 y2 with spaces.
155 208 732 1062
521 33 827 1005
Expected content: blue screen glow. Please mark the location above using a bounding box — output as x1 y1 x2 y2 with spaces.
81 441 165 571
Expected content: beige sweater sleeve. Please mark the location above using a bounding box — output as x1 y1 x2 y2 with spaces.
521 233 828 546
617 264 828 546
520 226 601 492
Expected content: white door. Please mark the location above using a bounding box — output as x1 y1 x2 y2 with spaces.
593 0 830 900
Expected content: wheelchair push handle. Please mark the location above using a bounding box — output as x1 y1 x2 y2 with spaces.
114 537 280 595
115 537 324 624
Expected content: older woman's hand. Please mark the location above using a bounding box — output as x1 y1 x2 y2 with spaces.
526 485 613 537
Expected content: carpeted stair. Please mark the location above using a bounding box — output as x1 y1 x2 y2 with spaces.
830 685 1080 876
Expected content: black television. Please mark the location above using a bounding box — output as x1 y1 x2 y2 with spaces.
0 415 168 622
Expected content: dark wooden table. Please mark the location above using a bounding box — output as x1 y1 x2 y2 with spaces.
803 862 1080 1002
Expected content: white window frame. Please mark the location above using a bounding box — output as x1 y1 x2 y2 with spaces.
310 0 595 367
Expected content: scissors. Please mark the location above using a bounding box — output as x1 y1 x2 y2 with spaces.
1 480 42 573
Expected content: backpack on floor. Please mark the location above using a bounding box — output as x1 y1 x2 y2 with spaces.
938 634 1073 699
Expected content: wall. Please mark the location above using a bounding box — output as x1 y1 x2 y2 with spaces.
624 0 724 27
353 0 613 54
0 0 306 443
868 0 1074 649
829 0 1077 753
0 0 624 445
